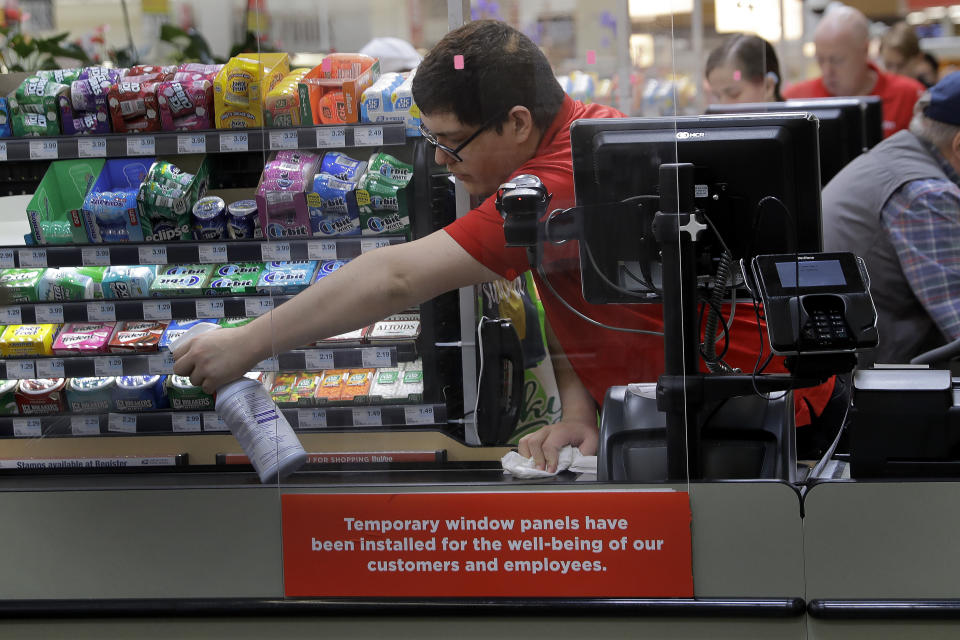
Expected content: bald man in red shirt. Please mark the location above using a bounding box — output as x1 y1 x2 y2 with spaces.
784 5 924 137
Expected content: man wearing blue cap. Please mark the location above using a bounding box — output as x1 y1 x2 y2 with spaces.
822 71 960 365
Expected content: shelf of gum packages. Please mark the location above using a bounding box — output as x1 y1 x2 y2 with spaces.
0 324 60 357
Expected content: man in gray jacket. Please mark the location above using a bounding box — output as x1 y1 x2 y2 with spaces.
822 71 960 365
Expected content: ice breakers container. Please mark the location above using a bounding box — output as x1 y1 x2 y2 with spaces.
170 322 306 483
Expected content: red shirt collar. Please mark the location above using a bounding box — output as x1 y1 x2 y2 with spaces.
535 95 577 156
868 60 886 95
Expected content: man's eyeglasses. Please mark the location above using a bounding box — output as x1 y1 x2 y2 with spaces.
419 112 505 163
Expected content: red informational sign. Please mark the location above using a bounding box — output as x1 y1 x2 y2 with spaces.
282 490 692 598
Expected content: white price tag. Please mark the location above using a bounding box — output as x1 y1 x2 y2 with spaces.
352 406 382 427
219 132 249 152
197 243 227 263
78 137 107 158
18 248 47 268
261 242 290 261
317 127 346 148
195 299 225 319
142 300 172 320
35 358 65 378
361 347 393 368
354 126 384 146
70 415 101 436
9 360 35 379
94 356 124 376
177 133 206 154
202 412 228 431
404 405 436 425
255 356 279 371
35 304 64 323
307 240 338 261
245 297 273 317
0 306 21 324
172 413 202 432
0 249 13 268
81 246 110 266
138 245 167 265
0 141 7 162
126 135 155 156
87 302 116 322
360 238 391 254
108 412 138 433
148 352 175 375
12 418 42 438
298 408 327 429
304 349 335 370
269 129 299 150
29 139 58 160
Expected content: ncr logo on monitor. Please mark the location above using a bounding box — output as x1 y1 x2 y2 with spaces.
675 131 705 139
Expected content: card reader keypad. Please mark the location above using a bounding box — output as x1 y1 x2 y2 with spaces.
802 308 851 347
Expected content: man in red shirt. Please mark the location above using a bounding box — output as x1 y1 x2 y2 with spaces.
175 20 832 473
784 5 924 137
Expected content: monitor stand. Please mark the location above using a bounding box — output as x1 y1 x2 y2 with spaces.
596 163 818 482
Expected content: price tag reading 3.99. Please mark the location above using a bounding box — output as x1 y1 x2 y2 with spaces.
126 136 155 156
78 137 107 158
177 134 206 154
81 246 110 266
19 249 47 268
139 245 167 265
29 139 58 160
197 244 227 263
220 133 249 152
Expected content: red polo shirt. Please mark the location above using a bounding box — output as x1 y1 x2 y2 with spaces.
444 95 831 424
783 61 925 137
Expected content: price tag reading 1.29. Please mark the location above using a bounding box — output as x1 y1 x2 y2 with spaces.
195 299 225 319
202 412 228 432
245 297 273 317
9 360 35 379
81 246 110 266
361 347 392 368
0 306 21 324
354 126 384 146
94 356 124 377
139 245 167 265
29 139 58 160
142 300 172 320
269 129 299 150
177 133 206 154
148 352 175 375
220 132 249 152
353 407 382 427
316 127 346 148
78 137 107 158
35 358 65 378
126 135 155 156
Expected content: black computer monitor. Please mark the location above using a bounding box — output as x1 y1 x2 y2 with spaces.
706 96 883 185
570 112 823 304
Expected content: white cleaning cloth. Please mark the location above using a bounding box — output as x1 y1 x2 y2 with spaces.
501 446 597 478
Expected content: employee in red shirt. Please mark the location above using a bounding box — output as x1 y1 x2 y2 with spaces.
784 5 924 137
174 20 833 473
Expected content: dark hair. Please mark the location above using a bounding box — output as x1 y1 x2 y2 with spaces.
705 33 783 102
412 20 565 133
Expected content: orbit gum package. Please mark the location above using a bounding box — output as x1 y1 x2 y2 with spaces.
204 262 264 296
150 264 214 297
255 150 319 239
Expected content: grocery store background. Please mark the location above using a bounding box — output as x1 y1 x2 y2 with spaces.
7 0 960 117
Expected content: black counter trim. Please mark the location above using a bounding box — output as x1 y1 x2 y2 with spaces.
0 597 805 618
809 599 960 619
